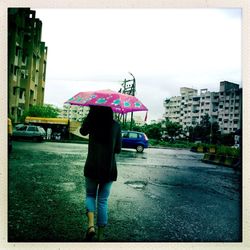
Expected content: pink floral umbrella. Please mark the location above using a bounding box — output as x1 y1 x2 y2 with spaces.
65 89 148 114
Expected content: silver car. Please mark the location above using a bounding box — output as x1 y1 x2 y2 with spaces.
13 125 46 142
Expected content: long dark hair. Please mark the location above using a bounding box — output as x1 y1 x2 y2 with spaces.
87 105 114 143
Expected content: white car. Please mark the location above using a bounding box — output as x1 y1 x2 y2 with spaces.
13 125 46 142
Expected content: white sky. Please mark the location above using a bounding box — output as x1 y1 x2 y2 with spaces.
34 8 241 122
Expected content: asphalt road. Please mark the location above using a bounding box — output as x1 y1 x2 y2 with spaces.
8 141 242 242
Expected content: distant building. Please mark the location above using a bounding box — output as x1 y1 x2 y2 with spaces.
60 104 89 122
164 81 242 134
218 81 242 134
126 114 146 126
8 8 48 123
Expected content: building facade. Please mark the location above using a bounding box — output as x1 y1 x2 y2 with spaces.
164 81 242 134
60 104 89 122
8 8 48 123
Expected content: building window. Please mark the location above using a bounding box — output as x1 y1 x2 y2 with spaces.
10 64 14 74
43 61 46 81
22 54 27 64
24 34 31 42
19 89 25 99
14 66 19 75
15 46 21 56
21 72 25 79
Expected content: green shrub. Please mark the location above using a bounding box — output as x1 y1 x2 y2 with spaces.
216 145 240 157
148 139 196 149
148 139 159 146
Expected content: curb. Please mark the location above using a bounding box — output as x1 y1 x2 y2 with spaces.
202 153 240 169
44 140 191 150
44 139 88 144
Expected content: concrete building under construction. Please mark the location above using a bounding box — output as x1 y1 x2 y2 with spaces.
8 8 48 123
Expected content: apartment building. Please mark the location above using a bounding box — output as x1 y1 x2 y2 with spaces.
60 104 89 122
164 81 242 134
8 8 48 123
218 81 242 134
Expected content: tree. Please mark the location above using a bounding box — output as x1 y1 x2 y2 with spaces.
192 114 211 143
143 122 162 140
191 113 221 143
163 118 182 141
200 113 210 129
211 121 220 144
21 104 60 122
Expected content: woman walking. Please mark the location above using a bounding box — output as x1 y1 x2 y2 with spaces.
80 105 121 241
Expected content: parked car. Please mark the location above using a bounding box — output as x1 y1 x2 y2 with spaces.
12 124 46 142
8 118 13 152
121 130 148 153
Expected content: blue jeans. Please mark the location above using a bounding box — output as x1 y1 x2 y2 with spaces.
85 177 113 226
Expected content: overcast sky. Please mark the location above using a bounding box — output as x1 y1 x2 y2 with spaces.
34 8 241 122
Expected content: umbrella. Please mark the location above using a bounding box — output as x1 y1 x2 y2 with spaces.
65 89 148 114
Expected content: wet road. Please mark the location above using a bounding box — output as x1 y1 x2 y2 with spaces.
8 141 242 242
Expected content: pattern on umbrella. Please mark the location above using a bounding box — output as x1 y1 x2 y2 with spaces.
65 89 148 114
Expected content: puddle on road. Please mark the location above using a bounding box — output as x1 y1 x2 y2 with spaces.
124 181 147 190
149 181 185 188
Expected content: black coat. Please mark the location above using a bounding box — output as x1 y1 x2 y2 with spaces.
80 119 121 182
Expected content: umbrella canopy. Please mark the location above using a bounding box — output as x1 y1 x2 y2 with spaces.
65 89 148 114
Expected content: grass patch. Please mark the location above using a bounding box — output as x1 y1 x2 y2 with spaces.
149 139 195 149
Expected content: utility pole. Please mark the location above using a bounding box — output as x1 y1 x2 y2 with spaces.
129 72 136 131
119 72 136 130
